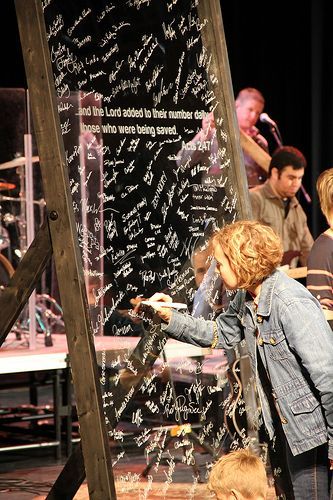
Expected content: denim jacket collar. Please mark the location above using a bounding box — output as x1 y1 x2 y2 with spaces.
255 269 279 317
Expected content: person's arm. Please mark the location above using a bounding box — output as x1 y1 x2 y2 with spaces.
294 204 314 267
145 292 243 349
249 189 263 220
252 130 269 153
299 221 314 267
175 113 216 169
282 298 333 460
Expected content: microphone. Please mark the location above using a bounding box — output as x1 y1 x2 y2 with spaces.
260 112 277 128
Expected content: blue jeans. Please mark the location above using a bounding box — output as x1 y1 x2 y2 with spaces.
286 442 332 500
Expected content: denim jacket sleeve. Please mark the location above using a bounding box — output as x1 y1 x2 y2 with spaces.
281 297 333 459
161 290 244 349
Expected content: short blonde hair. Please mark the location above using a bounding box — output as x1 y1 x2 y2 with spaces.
316 168 333 226
208 448 268 499
235 87 265 107
211 220 283 289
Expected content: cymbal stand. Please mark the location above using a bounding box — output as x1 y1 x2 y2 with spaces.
10 88 37 349
38 198 47 295
24 131 37 349
268 123 311 204
4 91 63 349
17 164 27 256
9 140 47 348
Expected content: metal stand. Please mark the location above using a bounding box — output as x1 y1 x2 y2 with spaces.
267 122 311 204
0 90 64 348
25 131 37 348
0 364 73 460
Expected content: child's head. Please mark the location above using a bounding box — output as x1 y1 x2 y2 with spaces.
208 449 268 500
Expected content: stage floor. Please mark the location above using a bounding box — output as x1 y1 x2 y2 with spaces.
0 444 277 499
0 331 217 372
0 332 276 499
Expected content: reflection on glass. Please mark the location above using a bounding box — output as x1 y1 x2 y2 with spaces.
41 0 259 495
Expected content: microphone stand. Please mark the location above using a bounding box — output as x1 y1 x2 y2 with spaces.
268 123 283 150
267 123 311 204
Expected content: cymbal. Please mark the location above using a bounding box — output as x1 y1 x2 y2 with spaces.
0 156 39 171
0 182 16 191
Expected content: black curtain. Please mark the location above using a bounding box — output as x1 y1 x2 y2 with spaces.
310 1 333 237
220 0 333 239
1 0 332 238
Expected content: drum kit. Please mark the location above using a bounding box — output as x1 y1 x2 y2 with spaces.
0 185 17 259
0 155 41 266
0 155 64 347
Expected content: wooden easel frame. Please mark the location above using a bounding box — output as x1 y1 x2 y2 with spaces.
0 0 258 498
5 0 116 498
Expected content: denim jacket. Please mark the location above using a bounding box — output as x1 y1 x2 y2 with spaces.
163 269 333 458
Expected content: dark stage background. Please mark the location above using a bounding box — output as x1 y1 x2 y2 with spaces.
0 0 331 238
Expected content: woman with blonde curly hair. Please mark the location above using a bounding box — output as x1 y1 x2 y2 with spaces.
211 219 283 290
141 219 333 499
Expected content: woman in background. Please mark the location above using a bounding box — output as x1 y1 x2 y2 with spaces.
307 168 333 311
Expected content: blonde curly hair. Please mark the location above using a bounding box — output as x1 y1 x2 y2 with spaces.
208 448 268 499
316 168 333 227
211 220 283 289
